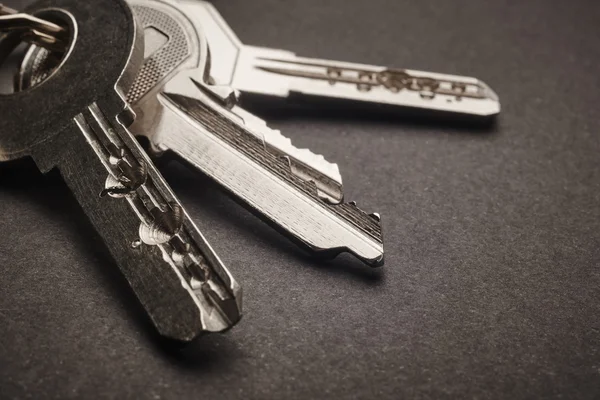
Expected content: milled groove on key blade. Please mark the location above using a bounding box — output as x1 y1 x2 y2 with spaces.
255 58 495 101
235 49 501 116
76 103 241 330
161 91 384 266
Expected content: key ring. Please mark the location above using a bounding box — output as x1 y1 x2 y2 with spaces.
0 4 67 52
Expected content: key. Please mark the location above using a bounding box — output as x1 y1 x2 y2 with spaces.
123 0 385 266
192 1 500 117
16 0 385 267
128 0 384 266
0 0 241 342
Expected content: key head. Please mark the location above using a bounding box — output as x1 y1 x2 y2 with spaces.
0 0 142 162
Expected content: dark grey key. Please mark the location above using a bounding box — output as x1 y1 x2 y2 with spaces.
0 0 241 342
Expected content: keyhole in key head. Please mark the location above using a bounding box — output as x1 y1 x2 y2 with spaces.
0 9 74 94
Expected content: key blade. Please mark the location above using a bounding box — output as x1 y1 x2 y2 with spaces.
191 1 500 117
146 78 384 267
235 48 500 117
35 102 242 339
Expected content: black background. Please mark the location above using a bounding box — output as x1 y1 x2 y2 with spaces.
1 0 599 399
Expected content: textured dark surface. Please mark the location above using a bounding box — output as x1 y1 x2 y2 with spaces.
1 0 599 399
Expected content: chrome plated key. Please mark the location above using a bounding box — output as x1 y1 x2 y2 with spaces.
126 0 384 266
193 1 500 117
17 0 385 267
0 0 241 342
131 0 384 266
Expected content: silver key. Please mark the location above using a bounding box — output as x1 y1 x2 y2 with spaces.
0 0 241 342
16 0 384 267
194 1 500 117
128 0 385 267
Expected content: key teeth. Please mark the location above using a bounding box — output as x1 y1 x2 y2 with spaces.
288 147 341 184
176 81 345 189
257 126 342 185
348 201 382 223
177 76 344 185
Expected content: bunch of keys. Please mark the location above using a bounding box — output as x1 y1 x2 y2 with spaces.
0 0 500 342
